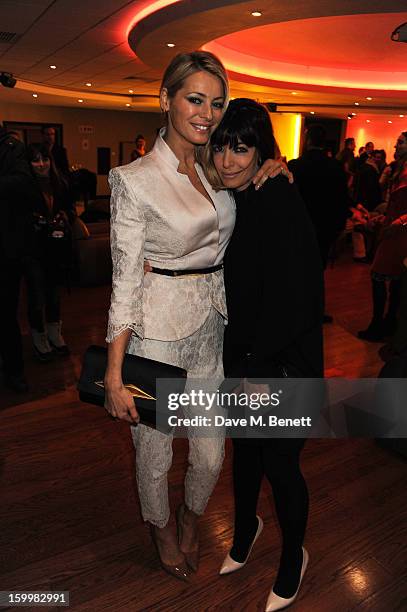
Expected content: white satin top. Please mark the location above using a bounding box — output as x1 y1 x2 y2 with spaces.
106 128 236 342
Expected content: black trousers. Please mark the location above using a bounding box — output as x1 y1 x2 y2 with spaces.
317 230 340 270
224 341 310 559
232 437 308 553
23 256 60 331
372 277 401 325
0 255 24 376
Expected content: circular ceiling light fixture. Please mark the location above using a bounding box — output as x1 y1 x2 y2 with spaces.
49 65 57 70
166 42 175 47
86 82 92 87
251 11 262 17
391 22 407 43
366 96 372 100
32 93 38 98
78 98 84 103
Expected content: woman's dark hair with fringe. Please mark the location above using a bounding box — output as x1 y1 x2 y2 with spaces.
27 142 69 193
200 98 277 190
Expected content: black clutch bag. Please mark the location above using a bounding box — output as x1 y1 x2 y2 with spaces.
78 345 187 433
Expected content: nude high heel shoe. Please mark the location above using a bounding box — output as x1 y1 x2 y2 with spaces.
265 547 309 611
149 524 191 582
219 516 263 575
176 504 200 572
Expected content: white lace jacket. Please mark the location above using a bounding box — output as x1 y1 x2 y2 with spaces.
106 130 236 343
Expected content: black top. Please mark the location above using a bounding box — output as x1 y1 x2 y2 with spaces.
223 176 324 378
353 162 382 211
0 128 37 259
48 144 70 176
31 174 75 221
288 149 349 239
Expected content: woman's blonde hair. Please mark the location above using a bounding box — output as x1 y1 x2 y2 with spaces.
160 50 229 107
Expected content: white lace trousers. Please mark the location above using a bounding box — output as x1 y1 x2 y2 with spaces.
128 307 225 528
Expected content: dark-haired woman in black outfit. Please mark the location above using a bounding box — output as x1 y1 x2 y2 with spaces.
204 99 323 610
24 143 74 360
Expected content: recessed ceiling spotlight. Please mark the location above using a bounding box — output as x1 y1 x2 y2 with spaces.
86 82 92 87
351 112 357 116
128 89 134 93
166 43 175 47
291 91 297 95
354 102 360 106
400 114 405 118
366 96 372 100
49 65 57 70
388 120 392 123
251 11 262 17
366 119 371 123
32 93 38 98
78 99 84 103
126 103 131 107
310 111 315 114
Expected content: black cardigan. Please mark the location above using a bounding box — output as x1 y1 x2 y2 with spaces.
223 176 324 378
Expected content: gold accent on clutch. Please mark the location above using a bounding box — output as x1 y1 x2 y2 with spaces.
95 381 155 400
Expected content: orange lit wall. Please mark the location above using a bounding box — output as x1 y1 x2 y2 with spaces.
269 113 302 161
345 117 406 162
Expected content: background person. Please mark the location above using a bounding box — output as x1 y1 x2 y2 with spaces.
24 143 74 359
41 125 70 177
0 123 36 392
130 134 147 161
289 125 349 322
336 137 355 189
358 132 407 342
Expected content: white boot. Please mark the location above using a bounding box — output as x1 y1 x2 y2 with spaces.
31 329 54 362
47 321 70 355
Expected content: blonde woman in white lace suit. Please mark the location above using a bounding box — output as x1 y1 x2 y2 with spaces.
104 51 286 581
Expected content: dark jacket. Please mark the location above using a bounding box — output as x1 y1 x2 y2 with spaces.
0 127 36 258
30 174 75 221
288 149 349 239
27 173 76 269
47 143 70 176
353 161 382 211
223 176 324 378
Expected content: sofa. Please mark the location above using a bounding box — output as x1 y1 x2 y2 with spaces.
72 199 111 286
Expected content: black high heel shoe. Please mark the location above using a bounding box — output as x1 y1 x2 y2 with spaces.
149 524 191 582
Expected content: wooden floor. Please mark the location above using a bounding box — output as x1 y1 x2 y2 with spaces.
1 252 406 611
